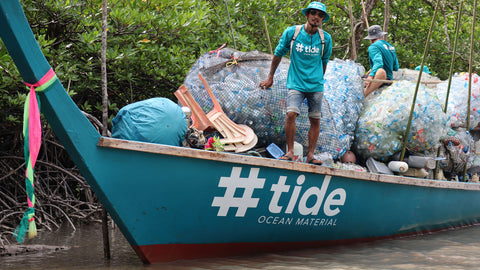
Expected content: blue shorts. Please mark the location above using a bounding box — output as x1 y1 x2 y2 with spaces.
286 89 323 119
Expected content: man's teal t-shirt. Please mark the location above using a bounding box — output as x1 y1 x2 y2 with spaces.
274 25 332 92
368 39 399 80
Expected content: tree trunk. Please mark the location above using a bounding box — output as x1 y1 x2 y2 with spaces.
101 0 108 136
383 0 390 42
354 0 378 59
100 0 111 260
338 0 378 60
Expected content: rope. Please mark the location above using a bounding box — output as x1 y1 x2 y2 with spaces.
14 68 57 243
208 43 226 59
226 56 239 67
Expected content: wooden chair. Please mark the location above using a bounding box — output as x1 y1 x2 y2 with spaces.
174 84 214 131
174 74 257 152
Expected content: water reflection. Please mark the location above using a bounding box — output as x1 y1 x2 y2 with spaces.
2 224 480 269
2 224 142 269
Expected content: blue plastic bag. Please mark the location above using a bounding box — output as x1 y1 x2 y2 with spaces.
112 97 187 146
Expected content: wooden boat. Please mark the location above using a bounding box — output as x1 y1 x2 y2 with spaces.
2 0 480 264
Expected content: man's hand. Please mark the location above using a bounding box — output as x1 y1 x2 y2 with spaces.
260 55 281 90
259 76 274 90
364 75 374 89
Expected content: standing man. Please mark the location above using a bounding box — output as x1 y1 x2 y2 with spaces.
363 25 399 97
259 2 332 165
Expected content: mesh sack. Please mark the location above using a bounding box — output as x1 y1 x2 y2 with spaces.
183 48 364 159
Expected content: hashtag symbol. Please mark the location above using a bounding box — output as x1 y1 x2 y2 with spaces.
296 43 304 53
211 167 265 217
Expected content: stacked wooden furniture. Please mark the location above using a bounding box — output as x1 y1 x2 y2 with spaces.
174 74 257 152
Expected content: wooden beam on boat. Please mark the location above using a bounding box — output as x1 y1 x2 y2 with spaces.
97 137 480 191
362 78 443 85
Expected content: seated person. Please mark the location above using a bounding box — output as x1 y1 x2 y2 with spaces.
363 25 399 97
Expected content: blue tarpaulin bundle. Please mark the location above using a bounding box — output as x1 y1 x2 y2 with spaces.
112 97 187 146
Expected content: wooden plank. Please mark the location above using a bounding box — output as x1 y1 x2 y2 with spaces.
363 78 443 85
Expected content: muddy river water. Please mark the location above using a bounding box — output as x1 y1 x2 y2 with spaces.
2 223 480 269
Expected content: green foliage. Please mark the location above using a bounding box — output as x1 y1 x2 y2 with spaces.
0 0 478 131
0 43 24 126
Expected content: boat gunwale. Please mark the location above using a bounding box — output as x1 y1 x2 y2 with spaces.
97 137 480 191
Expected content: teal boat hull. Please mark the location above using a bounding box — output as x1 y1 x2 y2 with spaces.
98 138 480 263
2 0 480 263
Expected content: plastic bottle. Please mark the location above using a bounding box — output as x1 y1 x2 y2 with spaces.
288 141 303 162
388 161 409 173
405 155 436 169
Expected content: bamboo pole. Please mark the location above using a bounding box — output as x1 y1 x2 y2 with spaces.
224 0 237 50
348 0 356 60
400 0 440 162
435 1 463 180
464 0 477 181
443 2 463 113
466 0 477 131
263 16 273 55
361 0 369 28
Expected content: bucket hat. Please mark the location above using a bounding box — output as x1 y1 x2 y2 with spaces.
302 2 330 22
415 65 432 74
364 25 387 40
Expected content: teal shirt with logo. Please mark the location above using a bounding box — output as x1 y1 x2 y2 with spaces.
274 25 332 92
368 40 399 80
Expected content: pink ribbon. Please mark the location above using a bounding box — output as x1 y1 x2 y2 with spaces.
24 69 55 173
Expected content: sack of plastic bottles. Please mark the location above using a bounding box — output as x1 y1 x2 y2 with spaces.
183 48 365 159
320 58 365 158
354 80 449 161
183 48 286 148
434 72 480 128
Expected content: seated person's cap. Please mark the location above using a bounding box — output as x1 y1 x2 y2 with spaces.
364 25 387 40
